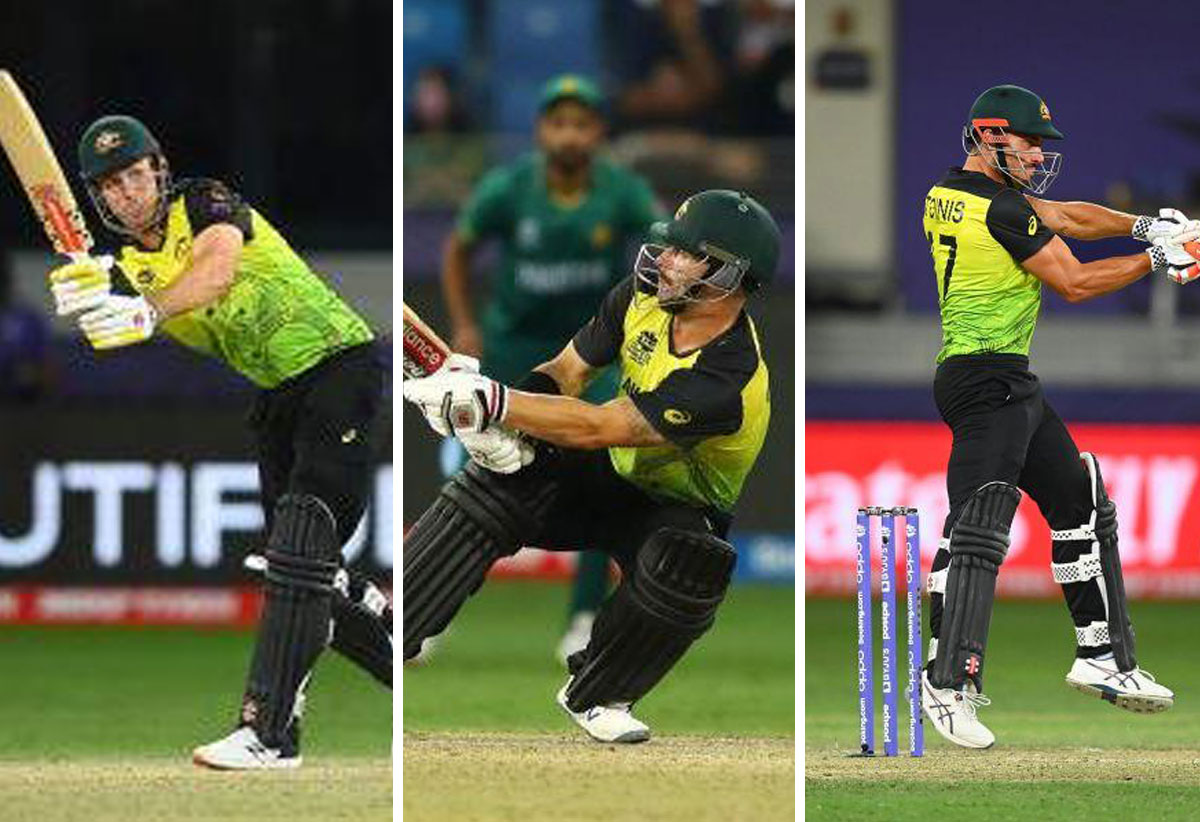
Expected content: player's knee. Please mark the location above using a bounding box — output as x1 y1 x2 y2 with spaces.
633 527 736 630
263 493 341 594
949 481 1022 567
445 461 556 545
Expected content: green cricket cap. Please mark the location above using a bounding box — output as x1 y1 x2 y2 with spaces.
538 74 603 113
968 84 1064 140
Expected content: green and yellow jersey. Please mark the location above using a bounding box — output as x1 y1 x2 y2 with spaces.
112 179 373 388
572 277 769 513
923 167 1056 363
457 153 662 395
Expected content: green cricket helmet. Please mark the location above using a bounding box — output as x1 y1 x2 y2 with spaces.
637 190 781 304
77 115 172 236
962 84 1063 194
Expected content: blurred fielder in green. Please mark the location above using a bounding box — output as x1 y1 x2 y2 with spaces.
440 74 664 661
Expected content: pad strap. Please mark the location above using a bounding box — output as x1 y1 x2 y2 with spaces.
1050 550 1103 584
1075 620 1111 648
1050 525 1093 541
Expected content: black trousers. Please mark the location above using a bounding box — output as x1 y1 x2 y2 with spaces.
930 354 1110 661
250 343 385 546
537 449 731 575
934 354 1091 536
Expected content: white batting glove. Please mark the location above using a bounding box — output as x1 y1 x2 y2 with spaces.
458 428 535 474
77 294 159 350
441 352 480 374
48 255 114 316
1148 227 1200 283
403 370 509 435
421 353 482 437
1132 208 1192 243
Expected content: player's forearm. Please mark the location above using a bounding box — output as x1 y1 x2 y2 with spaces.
440 235 475 330
1061 253 1152 302
1048 200 1137 240
147 258 234 318
504 392 615 449
533 357 592 399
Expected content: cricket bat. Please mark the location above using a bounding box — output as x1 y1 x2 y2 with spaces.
0 70 93 258
402 301 450 379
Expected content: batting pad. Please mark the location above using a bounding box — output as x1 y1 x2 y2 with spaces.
242 494 340 748
565 527 735 712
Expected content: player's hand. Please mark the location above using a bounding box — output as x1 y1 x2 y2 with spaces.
1167 259 1200 285
442 352 480 374
458 428 535 474
403 370 509 434
77 294 159 350
1133 208 1192 243
48 255 113 316
418 353 482 437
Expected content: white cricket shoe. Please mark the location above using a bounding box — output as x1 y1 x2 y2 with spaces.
1065 655 1175 714
192 726 302 770
921 670 995 749
555 611 596 666
556 681 650 744
406 632 443 666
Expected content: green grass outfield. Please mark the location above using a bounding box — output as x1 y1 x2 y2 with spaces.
404 580 795 821
0 627 391 821
806 597 1200 820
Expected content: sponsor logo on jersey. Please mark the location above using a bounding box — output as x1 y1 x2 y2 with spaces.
137 268 156 286
514 260 608 294
591 222 612 249
1028 214 1038 235
625 329 658 365
663 408 692 425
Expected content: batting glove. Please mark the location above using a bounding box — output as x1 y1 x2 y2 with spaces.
48 255 114 316
403 369 509 435
420 353 481 437
78 294 159 350
458 428 535 474
1167 262 1200 285
1132 208 1192 243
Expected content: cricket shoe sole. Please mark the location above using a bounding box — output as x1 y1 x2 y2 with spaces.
1065 657 1174 714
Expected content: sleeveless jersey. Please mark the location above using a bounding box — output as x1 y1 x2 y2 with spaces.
572 277 769 513
113 179 373 387
923 167 1055 363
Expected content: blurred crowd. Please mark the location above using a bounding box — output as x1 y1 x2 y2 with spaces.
403 0 795 212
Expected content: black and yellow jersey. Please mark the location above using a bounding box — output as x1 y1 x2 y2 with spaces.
112 179 374 388
923 167 1056 363
571 277 769 513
